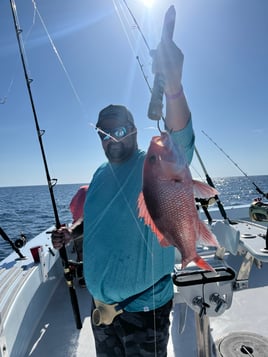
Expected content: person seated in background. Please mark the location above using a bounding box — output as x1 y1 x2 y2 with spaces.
69 185 88 287
69 185 89 262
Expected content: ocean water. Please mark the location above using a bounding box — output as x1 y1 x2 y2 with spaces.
0 176 268 260
0 183 85 260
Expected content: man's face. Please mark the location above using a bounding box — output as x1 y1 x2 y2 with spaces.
97 118 137 163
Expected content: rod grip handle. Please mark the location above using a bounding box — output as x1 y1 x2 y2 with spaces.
147 73 165 120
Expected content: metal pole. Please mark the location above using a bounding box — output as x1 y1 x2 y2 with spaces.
195 312 215 357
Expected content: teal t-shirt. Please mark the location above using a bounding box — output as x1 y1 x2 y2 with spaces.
83 118 195 312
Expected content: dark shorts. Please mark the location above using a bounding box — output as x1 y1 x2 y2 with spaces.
91 299 172 357
73 235 83 261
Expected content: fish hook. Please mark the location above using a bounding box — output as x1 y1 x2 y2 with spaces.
157 117 173 135
157 119 164 134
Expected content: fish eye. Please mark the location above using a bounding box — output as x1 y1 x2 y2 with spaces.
148 155 157 164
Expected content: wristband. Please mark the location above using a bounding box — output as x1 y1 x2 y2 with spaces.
165 86 183 100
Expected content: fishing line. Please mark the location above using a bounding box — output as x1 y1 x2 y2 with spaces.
83 154 158 330
116 0 167 134
31 1 85 114
0 75 14 104
202 130 268 199
113 0 138 58
91 109 158 349
118 0 152 82
111 3 163 348
190 164 206 182
114 2 170 351
108 166 158 355
113 0 152 86
121 0 151 52
108 164 154 256
115 1 167 134
118 0 167 131
114 0 153 76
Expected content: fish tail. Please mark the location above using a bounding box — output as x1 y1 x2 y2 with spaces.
193 255 216 272
199 220 219 247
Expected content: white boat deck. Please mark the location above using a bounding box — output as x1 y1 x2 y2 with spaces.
24 259 268 356
25 277 95 357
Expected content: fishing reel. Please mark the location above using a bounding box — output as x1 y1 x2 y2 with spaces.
249 198 268 222
67 260 85 287
68 260 83 277
14 233 27 248
0 228 27 259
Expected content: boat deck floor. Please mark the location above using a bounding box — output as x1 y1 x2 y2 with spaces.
25 255 268 356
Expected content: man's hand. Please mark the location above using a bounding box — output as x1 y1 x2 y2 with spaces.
151 40 184 95
51 227 73 250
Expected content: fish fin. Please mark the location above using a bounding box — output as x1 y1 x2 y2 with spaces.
192 180 218 199
137 192 170 247
181 254 216 272
193 255 216 272
198 220 219 247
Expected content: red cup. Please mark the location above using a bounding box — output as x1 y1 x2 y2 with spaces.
30 246 42 263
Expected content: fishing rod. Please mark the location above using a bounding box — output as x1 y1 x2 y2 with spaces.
121 0 175 123
136 55 165 132
194 148 235 224
0 227 26 260
147 5 176 121
202 130 268 199
122 2 236 223
9 0 82 329
122 0 151 52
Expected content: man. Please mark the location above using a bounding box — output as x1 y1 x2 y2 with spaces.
52 39 194 356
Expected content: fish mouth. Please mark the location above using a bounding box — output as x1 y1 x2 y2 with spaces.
151 132 171 148
152 137 165 147
150 131 181 166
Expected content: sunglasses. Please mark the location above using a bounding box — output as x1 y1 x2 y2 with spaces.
97 125 133 142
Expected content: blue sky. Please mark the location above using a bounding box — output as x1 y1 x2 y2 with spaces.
0 0 267 187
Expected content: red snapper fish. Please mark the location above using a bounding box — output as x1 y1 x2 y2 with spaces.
138 131 219 271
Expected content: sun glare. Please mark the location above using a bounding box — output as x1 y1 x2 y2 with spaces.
141 0 154 8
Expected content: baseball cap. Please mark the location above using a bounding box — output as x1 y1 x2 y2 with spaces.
96 104 135 128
